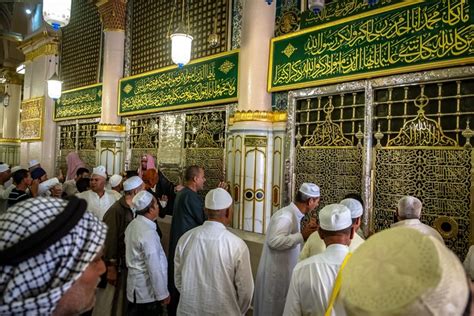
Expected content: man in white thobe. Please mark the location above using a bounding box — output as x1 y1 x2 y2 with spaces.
76 165 120 316
125 191 170 315
77 165 119 220
463 245 474 281
0 164 12 214
284 204 354 316
299 198 365 261
174 188 254 316
254 183 320 316
391 196 444 243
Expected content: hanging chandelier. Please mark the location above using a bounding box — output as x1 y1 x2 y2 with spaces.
47 72 62 100
170 0 193 68
43 0 72 30
47 56 62 100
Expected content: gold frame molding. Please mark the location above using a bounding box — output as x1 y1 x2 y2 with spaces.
97 123 126 133
230 111 288 124
20 97 44 142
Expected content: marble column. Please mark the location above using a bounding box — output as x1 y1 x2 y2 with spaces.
227 0 287 234
18 29 59 174
0 70 22 165
95 0 127 176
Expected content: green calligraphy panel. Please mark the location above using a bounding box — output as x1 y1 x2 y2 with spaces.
119 50 238 115
54 83 102 121
270 0 474 92
300 0 415 29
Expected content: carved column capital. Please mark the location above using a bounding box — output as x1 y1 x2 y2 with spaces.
96 0 127 31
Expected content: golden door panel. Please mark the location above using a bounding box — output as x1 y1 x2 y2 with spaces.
294 91 365 224
373 80 473 259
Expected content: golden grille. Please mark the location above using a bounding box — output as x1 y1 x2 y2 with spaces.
129 117 160 170
130 0 228 75
184 111 226 196
294 92 365 219
61 0 101 90
373 79 473 258
58 121 98 175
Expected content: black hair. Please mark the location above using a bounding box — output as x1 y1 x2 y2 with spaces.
76 167 89 178
13 169 29 185
184 165 202 182
125 170 139 179
76 177 90 193
344 193 364 208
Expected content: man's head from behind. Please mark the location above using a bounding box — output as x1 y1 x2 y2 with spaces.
0 197 107 315
76 167 89 180
184 165 206 191
397 196 422 220
123 176 144 197
317 204 354 246
205 188 233 226
341 227 471 316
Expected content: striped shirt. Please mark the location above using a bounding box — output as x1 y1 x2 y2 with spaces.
8 188 30 208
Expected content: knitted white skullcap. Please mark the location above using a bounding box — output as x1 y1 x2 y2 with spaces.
108 174 122 188
205 188 232 210
0 164 9 173
10 166 21 173
340 198 363 218
299 183 320 197
341 227 470 316
132 190 154 212
92 166 107 179
28 159 40 168
123 176 143 191
319 204 352 231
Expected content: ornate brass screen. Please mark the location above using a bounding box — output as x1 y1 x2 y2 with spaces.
61 0 101 90
289 68 474 260
129 117 160 171
185 111 226 196
373 80 473 258
130 0 228 75
57 120 99 175
294 92 365 220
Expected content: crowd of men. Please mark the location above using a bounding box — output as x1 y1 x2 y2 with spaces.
0 152 473 315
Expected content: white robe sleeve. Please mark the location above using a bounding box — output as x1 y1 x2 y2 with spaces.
143 234 169 301
267 217 304 250
283 271 301 316
174 238 184 293
234 244 254 314
464 245 474 280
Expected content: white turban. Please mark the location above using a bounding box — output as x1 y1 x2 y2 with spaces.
123 176 143 191
205 188 233 210
340 198 363 218
132 190 154 212
109 174 123 188
319 204 352 231
299 183 320 197
92 165 107 179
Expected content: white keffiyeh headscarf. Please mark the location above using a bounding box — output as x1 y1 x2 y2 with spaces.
0 197 107 315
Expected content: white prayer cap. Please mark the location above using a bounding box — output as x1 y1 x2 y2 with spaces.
123 176 143 191
398 196 422 219
340 198 363 219
319 204 352 231
132 190 154 212
38 177 60 196
341 227 469 316
0 164 9 173
299 183 320 197
92 165 107 179
205 188 232 210
11 166 21 173
28 159 40 168
109 174 122 188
